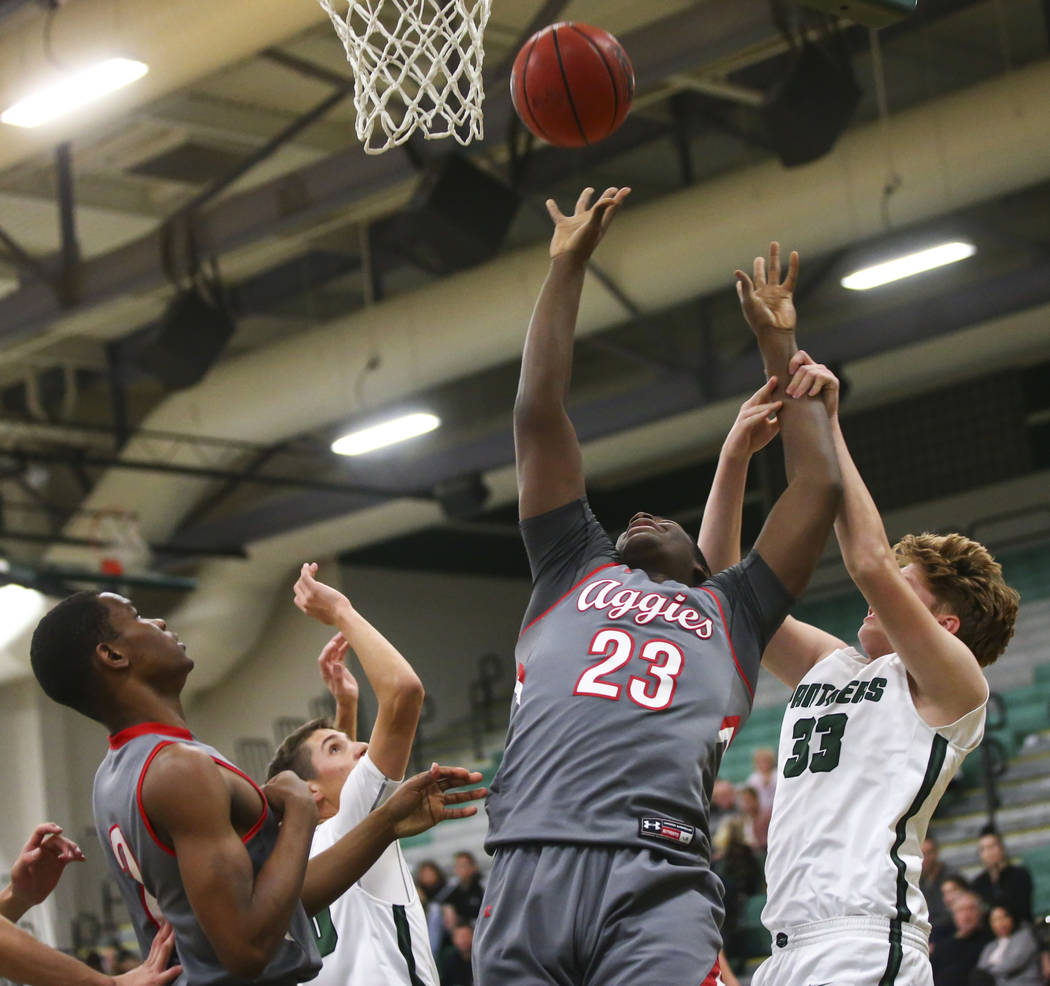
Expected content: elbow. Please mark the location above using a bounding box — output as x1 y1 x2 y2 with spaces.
844 541 897 585
389 674 425 717
223 945 272 980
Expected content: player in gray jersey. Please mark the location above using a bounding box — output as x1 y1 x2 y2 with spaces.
472 186 843 986
30 590 486 986
699 353 1019 985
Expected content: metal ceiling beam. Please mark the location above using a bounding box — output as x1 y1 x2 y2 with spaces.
0 0 778 342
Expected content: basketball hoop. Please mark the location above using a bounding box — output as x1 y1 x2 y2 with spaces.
90 511 150 577
319 0 493 154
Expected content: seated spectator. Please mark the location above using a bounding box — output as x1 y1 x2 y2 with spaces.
709 778 739 845
416 860 451 956
745 747 777 816
737 785 770 853
921 836 951 934
973 827 1034 926
932 891 994 986
445 852 485 924
977 905 1043 986
438 922 474 986
714 818 763 968
932 872 973 949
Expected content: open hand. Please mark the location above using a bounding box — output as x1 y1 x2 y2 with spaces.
114 922 183 986
721 377 783 462
787 350 840 417
293 563 353 626
547 186 631 261
8 823 85 911
735 242 799 335
385 764 486 839
318 633 358 705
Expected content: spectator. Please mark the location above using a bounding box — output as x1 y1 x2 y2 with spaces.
737 785 769 853
438 923 474 986
745 747 777 816
932 872 972 949
714 818 763 968
973 827 1034 926
113 950 140 974
932 891 994 986
416 860 451 956
977 905 1043 986
921 837 951 939
709 779 739 844
445 852 485 923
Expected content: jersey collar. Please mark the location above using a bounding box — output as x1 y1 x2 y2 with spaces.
108 721 193 750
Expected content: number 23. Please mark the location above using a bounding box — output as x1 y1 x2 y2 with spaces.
574 629 683 711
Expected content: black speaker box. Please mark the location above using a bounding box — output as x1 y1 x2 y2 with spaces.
763 43 862 167
129 287 236 390
380 154 520 274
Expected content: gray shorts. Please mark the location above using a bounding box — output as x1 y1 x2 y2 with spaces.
472 843 724 986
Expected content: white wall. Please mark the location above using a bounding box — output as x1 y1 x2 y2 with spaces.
187 561 531 766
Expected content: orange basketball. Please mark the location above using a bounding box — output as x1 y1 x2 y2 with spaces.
510 22 635 148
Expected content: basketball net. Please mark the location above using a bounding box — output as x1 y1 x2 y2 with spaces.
90 511 150 577
319 0 493 154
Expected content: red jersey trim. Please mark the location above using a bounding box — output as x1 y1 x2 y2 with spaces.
520 562 621 637
699 586 754 702
110 721 193 750
136 742 178 856
212 759 269 843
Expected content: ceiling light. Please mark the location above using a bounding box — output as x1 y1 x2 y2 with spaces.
331 412 440 456
2 58 149 128
841 241 976 291
0 583 47 650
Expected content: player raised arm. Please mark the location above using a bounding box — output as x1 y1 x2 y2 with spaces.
696 381 844 689
515 185 630 520
738 244 842 598
317 633 358 739
787 352 988 724
294 562 424 781
0 822 85 923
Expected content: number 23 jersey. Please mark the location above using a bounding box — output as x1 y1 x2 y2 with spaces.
484 498 792 865
762 646 986 933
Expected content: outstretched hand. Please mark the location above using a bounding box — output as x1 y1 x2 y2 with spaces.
722 377 783 462
293 563 353 626
787 350 840 418
735 242 799 335
385 764 486 839
6 823 85 913
318 633 358 705
114 922 183 986
547 186 631 261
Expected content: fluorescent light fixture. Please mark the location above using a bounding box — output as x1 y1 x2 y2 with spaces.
841 241 976 291
2 58 149 128
0 583 47 649
331 412 440 456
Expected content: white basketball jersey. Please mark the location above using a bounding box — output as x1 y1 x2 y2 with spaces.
762 647 986 935
309 752 439 986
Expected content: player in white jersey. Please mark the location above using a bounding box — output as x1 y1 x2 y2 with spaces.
700 348 1019 985
267 563 441 986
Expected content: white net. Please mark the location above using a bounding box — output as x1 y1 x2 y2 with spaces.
319 0 493 154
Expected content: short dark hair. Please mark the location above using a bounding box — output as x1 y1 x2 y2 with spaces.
940 871 971 892
978 824 1004 843
266 717 331 780
30 592 116 721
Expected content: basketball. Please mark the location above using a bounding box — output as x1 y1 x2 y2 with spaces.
510 22 635 148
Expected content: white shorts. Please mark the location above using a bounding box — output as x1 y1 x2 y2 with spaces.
750 916 932 986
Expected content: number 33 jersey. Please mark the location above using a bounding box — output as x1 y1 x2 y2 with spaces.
484 498 793 866
762 646 986 934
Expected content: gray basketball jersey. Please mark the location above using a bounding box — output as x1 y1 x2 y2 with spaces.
485 498 792 866
93 722 322 986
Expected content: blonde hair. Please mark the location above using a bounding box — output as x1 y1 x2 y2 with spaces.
893 532 1019 667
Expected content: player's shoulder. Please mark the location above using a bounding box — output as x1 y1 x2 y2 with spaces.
140 743 228 807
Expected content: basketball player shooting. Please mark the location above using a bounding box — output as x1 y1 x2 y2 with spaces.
699 351 1020 985
472 186 843 986
29 592 484 986
265 563 443 986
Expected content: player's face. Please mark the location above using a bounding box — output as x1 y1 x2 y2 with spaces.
98 594 193 681
615 512 708 584
306 728 368 815
857 563 940 658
